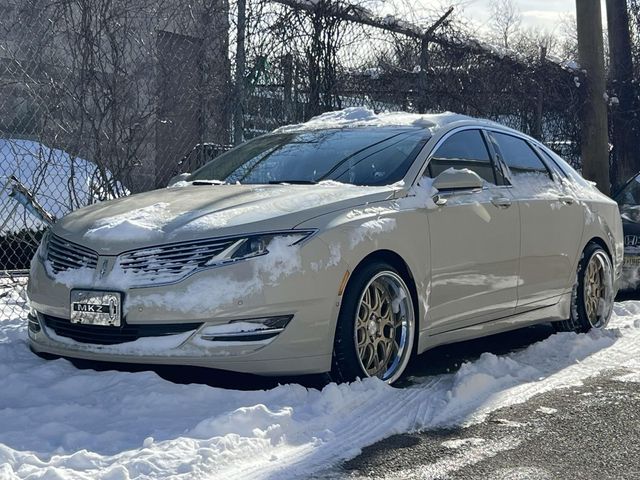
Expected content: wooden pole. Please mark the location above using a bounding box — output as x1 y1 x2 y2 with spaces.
575 0 610 194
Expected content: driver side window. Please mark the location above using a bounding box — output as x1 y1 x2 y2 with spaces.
428 129 498 185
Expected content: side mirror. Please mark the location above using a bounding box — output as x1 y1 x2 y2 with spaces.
432 168 484 191
167 172 190 187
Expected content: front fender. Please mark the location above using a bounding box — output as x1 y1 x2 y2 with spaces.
298 202 432 339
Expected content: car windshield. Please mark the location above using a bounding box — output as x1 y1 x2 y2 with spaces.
614 174 640 223
188 127 430 186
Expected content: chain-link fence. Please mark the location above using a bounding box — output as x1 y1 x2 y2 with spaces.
0 0 585 320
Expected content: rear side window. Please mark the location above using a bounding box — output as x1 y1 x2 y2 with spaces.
538 144 593 189
429 129 497 184
489 132 551 180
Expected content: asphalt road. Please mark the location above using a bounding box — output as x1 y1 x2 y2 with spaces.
315 373 640 479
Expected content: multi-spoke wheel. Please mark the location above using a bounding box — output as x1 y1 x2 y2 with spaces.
332 262 415 384
556 243 614 333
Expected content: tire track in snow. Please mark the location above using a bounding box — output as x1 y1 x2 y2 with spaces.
233 308 640 479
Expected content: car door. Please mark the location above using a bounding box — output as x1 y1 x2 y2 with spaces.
425 128 521 334
486 131 584 310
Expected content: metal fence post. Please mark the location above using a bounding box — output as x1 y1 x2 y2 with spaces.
418 35 430 114
532 46 547 140
233 0 247 145
282 53 294 123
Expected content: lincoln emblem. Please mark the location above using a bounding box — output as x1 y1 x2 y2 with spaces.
99 259 109 279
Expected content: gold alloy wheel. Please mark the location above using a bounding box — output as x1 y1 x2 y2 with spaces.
353 271 414 382
583 250 613 328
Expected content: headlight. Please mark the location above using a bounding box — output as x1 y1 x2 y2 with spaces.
204 230 315 266
36 229 51 261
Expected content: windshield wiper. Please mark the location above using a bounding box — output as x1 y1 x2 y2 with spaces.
267 180 317 185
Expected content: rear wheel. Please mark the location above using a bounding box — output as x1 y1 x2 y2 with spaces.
331 261 415 384
556 243 614 333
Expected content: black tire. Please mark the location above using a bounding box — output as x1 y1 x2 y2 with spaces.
555 242 614 333
331 261 415 384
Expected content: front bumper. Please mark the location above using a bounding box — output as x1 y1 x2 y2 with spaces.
27 237 347 376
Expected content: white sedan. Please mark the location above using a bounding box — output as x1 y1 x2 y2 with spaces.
27 108 623 384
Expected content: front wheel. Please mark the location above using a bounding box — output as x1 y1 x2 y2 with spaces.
331 262 416 384
556 243 614 333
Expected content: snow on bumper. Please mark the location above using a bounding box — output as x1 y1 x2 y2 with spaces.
27 237 346 375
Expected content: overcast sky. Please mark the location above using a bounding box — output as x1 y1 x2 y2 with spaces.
457 0 607 34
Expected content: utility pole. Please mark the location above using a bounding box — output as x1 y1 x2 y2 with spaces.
575 0 610 194
606 0 639 188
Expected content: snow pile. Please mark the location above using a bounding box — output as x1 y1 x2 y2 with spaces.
274 107 482 133
0 139 126 232
620 264 640 291
2 292 640 478
0 276 28 324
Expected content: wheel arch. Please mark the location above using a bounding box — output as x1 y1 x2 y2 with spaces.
585 236 612 258
346 249 422 352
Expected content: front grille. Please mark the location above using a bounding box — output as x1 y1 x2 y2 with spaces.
118 237 238 286
624 235 639 247
42 314 202 345
47 234 98 274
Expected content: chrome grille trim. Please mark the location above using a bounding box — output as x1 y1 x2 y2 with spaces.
118 237 239 286
47 235 99 273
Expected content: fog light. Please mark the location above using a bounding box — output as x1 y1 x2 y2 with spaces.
199 315 292 342
27 309 41 334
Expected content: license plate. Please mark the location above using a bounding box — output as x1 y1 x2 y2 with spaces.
624 256 640 266
70 290 122 326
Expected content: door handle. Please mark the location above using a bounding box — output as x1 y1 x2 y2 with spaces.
558 195 575 205
491 196 512 208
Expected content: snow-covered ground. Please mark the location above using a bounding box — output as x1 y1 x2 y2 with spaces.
2 286 640 479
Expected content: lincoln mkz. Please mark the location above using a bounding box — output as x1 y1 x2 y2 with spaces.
27 110 623 384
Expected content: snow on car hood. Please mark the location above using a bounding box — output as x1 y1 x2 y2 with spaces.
54 182 395 253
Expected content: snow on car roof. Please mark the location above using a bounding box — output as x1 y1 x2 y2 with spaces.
273 107 500 133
